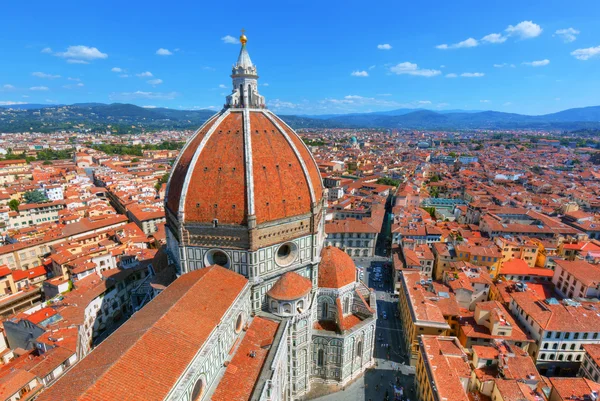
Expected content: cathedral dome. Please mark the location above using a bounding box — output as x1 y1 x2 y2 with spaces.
165 35 323 230
318 246 357 288
267 272 312 301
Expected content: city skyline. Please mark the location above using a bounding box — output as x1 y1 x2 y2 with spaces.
1 0 600 115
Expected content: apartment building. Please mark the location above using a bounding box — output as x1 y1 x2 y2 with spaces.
415 336 470 401
552 259 600 299
397 271 459 365
579 344 600 382
509 290 600 376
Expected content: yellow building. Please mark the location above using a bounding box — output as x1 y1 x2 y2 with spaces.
495 236 540 268
398 271 460 365
415 335 471 401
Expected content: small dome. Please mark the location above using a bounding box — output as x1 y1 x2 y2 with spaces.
267 272 312 301
318 246 357 288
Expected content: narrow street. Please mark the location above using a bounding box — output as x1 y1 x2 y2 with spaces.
312 262 416 401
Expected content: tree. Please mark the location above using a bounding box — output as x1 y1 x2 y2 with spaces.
23 190 48 204
422 206 436 220
8 199 19 211
131 158 140 163
448 152 457 157
376 177 400 187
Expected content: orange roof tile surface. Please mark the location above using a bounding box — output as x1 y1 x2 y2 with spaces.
212 316 279 401
267 272 312 301
36 265 248 401
318 246 357 288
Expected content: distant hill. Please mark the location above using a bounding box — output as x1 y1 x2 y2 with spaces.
1 102 600 132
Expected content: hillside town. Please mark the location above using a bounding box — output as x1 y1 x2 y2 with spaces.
0 121 600 400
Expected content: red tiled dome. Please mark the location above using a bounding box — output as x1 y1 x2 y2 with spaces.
318 246 357 288
267 272 312 301
166 109 323 226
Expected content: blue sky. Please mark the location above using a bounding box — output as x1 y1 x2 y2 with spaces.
1 0 600 115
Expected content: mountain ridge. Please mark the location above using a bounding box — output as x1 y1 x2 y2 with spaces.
1 103 600 132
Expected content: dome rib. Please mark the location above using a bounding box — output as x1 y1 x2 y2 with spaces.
262 110 316 205
165 112 221 215
166 110 323 227
178 109 232 222
242 109 255 217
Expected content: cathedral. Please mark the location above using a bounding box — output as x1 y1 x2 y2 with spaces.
38 33 376 401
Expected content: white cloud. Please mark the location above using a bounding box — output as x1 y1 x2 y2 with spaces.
368 65 376 70
30 86 49 91
377 44 392 50
445 73 458 78
269 99 299 110
111 67 123 73
555 97 560 101
32 72 60 79
221 35 239 44
438 21 541 51
493 63 515 68
41 47 53 54
351 70 369 77
0 101 27 106
2 84 15 90
218 84 227 89
523 59 550 67
147 79 163 85
554 28 579 43
481 33 507 44
67 59 89 64
55 45 108 61
503 102 512 106
156 48 173 56
68 77 81 81
389 62 441 77
262 83 269 87
119 74 129 78
571 46 600 61
436 37 478 50
63 83 85 89
480 100 490 103
142 105 157 108
377 93 392 96
461 72 485 77
109 91 178 100
136 71 153 78
505 21 542 39
417 100 432 105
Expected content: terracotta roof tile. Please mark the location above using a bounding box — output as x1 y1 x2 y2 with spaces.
318 246 357 288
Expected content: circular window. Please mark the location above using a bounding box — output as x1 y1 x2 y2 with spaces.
235 313 243 333
275 242 298 267
191 377 206 400
205 249 230 268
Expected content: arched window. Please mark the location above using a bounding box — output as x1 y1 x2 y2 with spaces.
191 377 205 401
558 354 564 361
283 303 292 313
322 302 329 319
297 299 304 312
343 297 350 314
235 314 243 333
357 341 363 356
317 349 324 367
567 354 572 361
270 300 278 311
552 343 558 350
